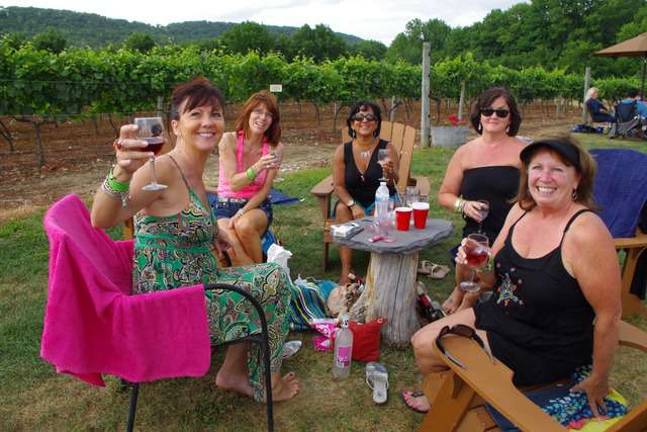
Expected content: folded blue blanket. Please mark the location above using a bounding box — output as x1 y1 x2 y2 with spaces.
591 149 647 238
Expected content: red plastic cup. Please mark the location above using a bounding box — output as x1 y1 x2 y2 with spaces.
395 207 412 231
412 202 430 229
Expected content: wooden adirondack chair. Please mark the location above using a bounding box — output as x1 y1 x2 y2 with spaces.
310 121 431 270
418 320 647 432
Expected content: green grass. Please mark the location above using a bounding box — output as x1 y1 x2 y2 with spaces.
0 136 646 431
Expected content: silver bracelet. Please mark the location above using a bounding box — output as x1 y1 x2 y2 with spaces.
100 181 129 208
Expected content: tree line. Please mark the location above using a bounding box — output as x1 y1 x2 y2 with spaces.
2 1 647 78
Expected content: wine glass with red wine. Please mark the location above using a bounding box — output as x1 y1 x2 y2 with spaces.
458 233 490 293
134 117 167 191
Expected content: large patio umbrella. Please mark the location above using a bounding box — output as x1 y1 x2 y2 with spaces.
595 32 647 97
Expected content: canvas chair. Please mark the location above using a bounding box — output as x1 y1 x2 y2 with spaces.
610 100 643 139
418 320 647 432
42 194 275 432
591 148 647 318
310 121 431 270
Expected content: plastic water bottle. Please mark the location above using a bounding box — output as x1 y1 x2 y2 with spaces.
374 181 390 234
332 314 353 380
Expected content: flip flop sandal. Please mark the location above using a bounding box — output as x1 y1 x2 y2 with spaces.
366 362 389 404
417 260 450 279
428 263 450 280
417 260 434 276
401 390 430 414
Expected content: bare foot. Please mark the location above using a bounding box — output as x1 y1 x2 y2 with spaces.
441 287 464 315
271 372 300 401
215 370 254 398
402 390 430 413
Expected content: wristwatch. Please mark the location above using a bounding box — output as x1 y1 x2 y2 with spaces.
346 199 356 208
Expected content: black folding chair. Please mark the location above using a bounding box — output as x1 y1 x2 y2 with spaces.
126 282 274 432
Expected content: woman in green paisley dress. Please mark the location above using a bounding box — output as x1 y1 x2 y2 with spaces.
91 77 300 402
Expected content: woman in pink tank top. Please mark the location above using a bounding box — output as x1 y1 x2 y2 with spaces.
215 91 284 265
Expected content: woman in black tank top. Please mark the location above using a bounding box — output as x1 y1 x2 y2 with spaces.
406 137 622 417
332 101 399 284
437 87 525 314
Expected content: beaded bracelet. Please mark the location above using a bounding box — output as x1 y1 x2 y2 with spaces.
246 167 257 181
106 165 130 192
101 166 130 207
454 197 466 215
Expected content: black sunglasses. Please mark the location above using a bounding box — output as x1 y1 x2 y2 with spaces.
435 324 492 368
480 108 510 118
352 113 377 122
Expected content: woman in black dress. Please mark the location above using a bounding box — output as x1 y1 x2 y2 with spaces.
437 87 525 314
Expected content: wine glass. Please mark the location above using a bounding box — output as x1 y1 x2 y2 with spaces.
134 117 167 191
405 186 420 208
377 148 390 181
476 199 490 233
458 233 490 293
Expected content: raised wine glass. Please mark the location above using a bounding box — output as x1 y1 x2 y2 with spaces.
458 233 490 293
377 148 390 181
135 117 167 191
476 199 490 233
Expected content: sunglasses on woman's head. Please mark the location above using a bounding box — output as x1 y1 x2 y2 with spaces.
434 324 492 369
352 113 377 122
480 108 510 118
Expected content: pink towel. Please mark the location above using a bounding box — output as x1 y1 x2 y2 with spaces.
41 194 211 386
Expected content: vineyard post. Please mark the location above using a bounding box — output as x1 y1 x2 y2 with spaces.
421 41 431 147
458 81 466 121
582 66 591 123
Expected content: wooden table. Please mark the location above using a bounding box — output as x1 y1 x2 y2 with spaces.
333 217 453 347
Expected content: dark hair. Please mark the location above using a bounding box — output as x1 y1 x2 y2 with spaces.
346 101 382 139
170 77 224 121
235 90 281 146
627 88 640 99
516 135 597 211
469 87 522 136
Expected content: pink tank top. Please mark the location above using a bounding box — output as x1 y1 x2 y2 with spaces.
217 130 271 199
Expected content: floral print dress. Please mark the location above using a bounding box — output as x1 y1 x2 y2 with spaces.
133 156 291 401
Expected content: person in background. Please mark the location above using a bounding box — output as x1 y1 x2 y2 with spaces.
332 101 399 284
405 136 621 417
618 88 647 119
215 91 284 266
91 77 299 402
438 87 525 314
585 87 615 123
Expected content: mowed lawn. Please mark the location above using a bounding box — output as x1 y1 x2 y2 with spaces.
1 134 646 431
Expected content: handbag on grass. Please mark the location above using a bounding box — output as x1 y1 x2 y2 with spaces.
349 318 386 362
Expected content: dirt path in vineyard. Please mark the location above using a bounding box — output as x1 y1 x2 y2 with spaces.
0 102 580 222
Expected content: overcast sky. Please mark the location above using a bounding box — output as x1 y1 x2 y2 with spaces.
2 0 526 45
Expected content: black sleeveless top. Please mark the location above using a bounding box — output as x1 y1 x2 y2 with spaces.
343 139 394 209
459 166 520 242
474 209 595 386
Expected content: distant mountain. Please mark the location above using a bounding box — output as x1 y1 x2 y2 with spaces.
0 6 363 47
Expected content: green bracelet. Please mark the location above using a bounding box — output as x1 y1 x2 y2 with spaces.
246 167 257 181
106 166 130 192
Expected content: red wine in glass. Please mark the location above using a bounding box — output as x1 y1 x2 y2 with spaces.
465 243 489 267
134 117 167 191
459 233 489 293
143 137 164 155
